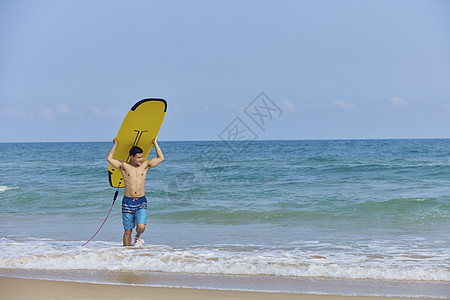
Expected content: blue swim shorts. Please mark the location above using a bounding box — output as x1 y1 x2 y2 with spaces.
122 196 147 230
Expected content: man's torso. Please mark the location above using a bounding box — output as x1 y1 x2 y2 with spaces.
121 162 149 197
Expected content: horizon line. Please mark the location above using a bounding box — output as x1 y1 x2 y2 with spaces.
1 137 450 144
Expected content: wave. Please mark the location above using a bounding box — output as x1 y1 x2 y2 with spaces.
0 186 19 192
149 197 449 225
150 208 305 224
350 197 450 219
1 238 448 282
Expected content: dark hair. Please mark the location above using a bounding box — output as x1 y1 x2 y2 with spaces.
129 146 143 157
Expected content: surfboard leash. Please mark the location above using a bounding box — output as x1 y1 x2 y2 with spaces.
81 188 120 246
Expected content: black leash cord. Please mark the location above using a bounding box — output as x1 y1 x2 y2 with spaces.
81 189 119 246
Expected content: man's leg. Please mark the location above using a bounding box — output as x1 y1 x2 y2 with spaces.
123 229 132 246
134 207 147 242
135 224 145 240
122 197 135 247
122 211 134 246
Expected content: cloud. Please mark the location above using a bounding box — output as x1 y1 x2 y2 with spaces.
280 98 300 113
389 96 408 108
57 103 71 114
51 104 86 118
331 100 357 112
89 106 125 119
89 106 105 118
105 107 125 119
39 107 54 121
5 108 28 119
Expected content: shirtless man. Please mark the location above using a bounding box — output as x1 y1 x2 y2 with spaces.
107 137 164 246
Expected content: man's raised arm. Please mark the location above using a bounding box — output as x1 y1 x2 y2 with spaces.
107 138 123 169
148 137 164 168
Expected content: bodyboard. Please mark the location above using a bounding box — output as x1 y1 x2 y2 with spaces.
108 98 167 188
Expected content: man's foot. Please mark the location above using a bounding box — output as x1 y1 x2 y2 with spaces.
134 236 145 248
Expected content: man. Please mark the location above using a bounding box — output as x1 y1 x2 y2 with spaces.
107 137 164 246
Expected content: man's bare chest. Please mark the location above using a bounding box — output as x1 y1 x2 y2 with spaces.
122 165 148 178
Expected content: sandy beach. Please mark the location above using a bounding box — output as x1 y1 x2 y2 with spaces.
1 276 443 300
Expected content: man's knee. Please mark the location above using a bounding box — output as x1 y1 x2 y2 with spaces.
124 229 132 236
136 224 145 232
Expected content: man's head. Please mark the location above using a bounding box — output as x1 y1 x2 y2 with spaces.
129 146 144 166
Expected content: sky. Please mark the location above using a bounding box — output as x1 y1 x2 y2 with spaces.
1 0 449 142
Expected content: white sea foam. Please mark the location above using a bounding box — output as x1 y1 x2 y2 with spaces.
0 186 19 192
1 238 449 282
134 238 145 248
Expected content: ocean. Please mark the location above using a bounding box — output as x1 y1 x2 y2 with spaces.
0 139 449 297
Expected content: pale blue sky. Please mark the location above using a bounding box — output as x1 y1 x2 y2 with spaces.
1 0 449 142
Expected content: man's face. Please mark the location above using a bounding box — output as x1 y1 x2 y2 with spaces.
130 153 144 166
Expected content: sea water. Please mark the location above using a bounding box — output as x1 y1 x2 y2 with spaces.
0 140 449 297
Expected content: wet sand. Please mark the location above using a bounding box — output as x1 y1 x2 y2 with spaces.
0 276 441 300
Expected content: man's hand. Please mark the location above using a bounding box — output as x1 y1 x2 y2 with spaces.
152 136 158 144
113 138 119 145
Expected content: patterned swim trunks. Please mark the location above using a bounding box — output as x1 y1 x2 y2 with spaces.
122 196 147 230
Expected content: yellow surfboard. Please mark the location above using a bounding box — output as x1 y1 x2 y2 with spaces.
108 98 167 188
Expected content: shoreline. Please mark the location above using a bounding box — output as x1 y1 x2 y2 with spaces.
1 276 446 300
1 269 449 299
